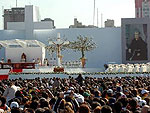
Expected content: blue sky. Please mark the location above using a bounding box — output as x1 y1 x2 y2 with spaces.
0 0 135 29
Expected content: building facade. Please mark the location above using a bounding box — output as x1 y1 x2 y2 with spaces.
135 0 150 18
3 5 55 31
3 8 25 29
41 18 55 28
69 18 97 28
104 19 115 27
5 5 55 40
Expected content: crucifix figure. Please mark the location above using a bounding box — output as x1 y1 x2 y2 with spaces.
49 33 69 67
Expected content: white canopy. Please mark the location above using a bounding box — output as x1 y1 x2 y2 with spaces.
0 39 46 48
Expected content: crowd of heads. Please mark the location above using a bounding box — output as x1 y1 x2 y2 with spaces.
0 74 150 113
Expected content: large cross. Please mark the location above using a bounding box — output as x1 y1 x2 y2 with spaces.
49 33 69 67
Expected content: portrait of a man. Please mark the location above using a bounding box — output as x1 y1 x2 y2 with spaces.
125 24 148 61
127 31 147 60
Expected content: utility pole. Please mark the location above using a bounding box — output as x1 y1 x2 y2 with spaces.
16 0 17 7
97 8 98 27
93 0 95 26
2 6 4 29
101 13 103 28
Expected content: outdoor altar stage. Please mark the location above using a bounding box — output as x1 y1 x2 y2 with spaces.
1 66 150 80
0 67 102 80
0 62 35 69
9 67 103 74
0 62 35 72
0 62 36 79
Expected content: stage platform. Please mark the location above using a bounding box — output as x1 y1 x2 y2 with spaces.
15 66 103 74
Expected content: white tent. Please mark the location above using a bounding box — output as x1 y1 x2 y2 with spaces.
0 39 46 63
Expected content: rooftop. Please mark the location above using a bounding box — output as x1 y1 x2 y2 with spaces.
0 39 45 48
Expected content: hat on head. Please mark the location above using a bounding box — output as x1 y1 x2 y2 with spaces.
141 89 149 95
138 100 147 107
107 89 113 94
69 87 74 90
133 97 139 102
10 102 19 108
83 92 90 97
74 93 84 103
137 96 142 101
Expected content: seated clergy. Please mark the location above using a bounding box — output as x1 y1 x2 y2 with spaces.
21 53 26 62
7 59 11 63
0 58 4 63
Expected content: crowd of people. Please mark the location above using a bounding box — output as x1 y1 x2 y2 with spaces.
0 74 150 113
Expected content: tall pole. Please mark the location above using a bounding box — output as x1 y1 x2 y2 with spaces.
97 8 98 27
2 6 4 30
93 0 95 26
16 0 17 7
101 13 103 28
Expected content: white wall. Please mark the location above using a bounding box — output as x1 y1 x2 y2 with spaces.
0 30 25 40
5 47 45 63
25 5 34 40
34 27 122 69
0 27 122 69
33 6 40 22
34 22 53 29
7 22 25 30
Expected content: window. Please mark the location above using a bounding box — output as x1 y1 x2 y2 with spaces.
9 45 22 48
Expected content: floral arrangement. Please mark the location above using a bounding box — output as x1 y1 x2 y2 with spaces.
53 67 64 72
9 71 150 75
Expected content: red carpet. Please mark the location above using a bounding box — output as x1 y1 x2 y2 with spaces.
10 69 23 73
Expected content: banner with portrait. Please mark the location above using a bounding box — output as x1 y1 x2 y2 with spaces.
126 24 147 61
122 18 149 63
